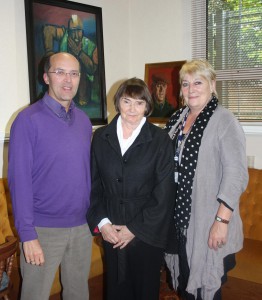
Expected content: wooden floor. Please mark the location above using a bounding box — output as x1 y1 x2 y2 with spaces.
8 266 262 300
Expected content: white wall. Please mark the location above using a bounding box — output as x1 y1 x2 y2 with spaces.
246 133 262 168
129 0 191 76
0 0 261 177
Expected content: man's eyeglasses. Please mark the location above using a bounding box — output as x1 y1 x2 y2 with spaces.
48 70 81 78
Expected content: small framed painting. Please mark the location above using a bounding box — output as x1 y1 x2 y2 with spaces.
145 60 186 124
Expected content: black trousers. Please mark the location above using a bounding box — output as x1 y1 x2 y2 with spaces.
103 238 164 300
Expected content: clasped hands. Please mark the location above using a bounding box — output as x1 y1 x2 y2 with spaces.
100 223 135 249
68 36 82 57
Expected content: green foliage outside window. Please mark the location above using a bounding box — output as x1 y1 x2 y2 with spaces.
207 0 262 121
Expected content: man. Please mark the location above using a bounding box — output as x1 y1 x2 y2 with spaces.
43 14 98 105
150 73 176 118
8 52 93 300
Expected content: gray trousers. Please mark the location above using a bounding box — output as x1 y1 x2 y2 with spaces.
20 224 92 300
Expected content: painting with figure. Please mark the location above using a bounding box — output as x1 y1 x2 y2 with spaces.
145 61 185 123
24 0 107 125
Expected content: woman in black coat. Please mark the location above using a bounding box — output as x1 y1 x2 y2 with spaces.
87 78 175 300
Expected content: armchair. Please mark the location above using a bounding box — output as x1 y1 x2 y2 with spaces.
0 236 18 300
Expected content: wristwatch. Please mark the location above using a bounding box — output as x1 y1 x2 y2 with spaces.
215 215 229 224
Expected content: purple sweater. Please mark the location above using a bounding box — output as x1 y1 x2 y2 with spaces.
8 93 92 242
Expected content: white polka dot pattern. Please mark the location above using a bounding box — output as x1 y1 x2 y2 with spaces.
165 97 218 229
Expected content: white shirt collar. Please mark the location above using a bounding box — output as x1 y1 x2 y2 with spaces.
117 115 146 156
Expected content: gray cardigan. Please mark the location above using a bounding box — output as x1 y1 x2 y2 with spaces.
166 104 249 299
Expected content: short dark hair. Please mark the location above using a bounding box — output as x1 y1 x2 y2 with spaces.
114 78 153 117
43 53 56 73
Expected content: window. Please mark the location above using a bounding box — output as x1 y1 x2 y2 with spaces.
192 0 262 121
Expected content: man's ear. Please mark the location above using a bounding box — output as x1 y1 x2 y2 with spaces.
43 73 49 85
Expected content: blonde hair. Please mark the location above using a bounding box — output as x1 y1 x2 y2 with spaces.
179 59 218 98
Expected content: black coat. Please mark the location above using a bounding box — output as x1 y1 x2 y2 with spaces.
87 115 175 249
